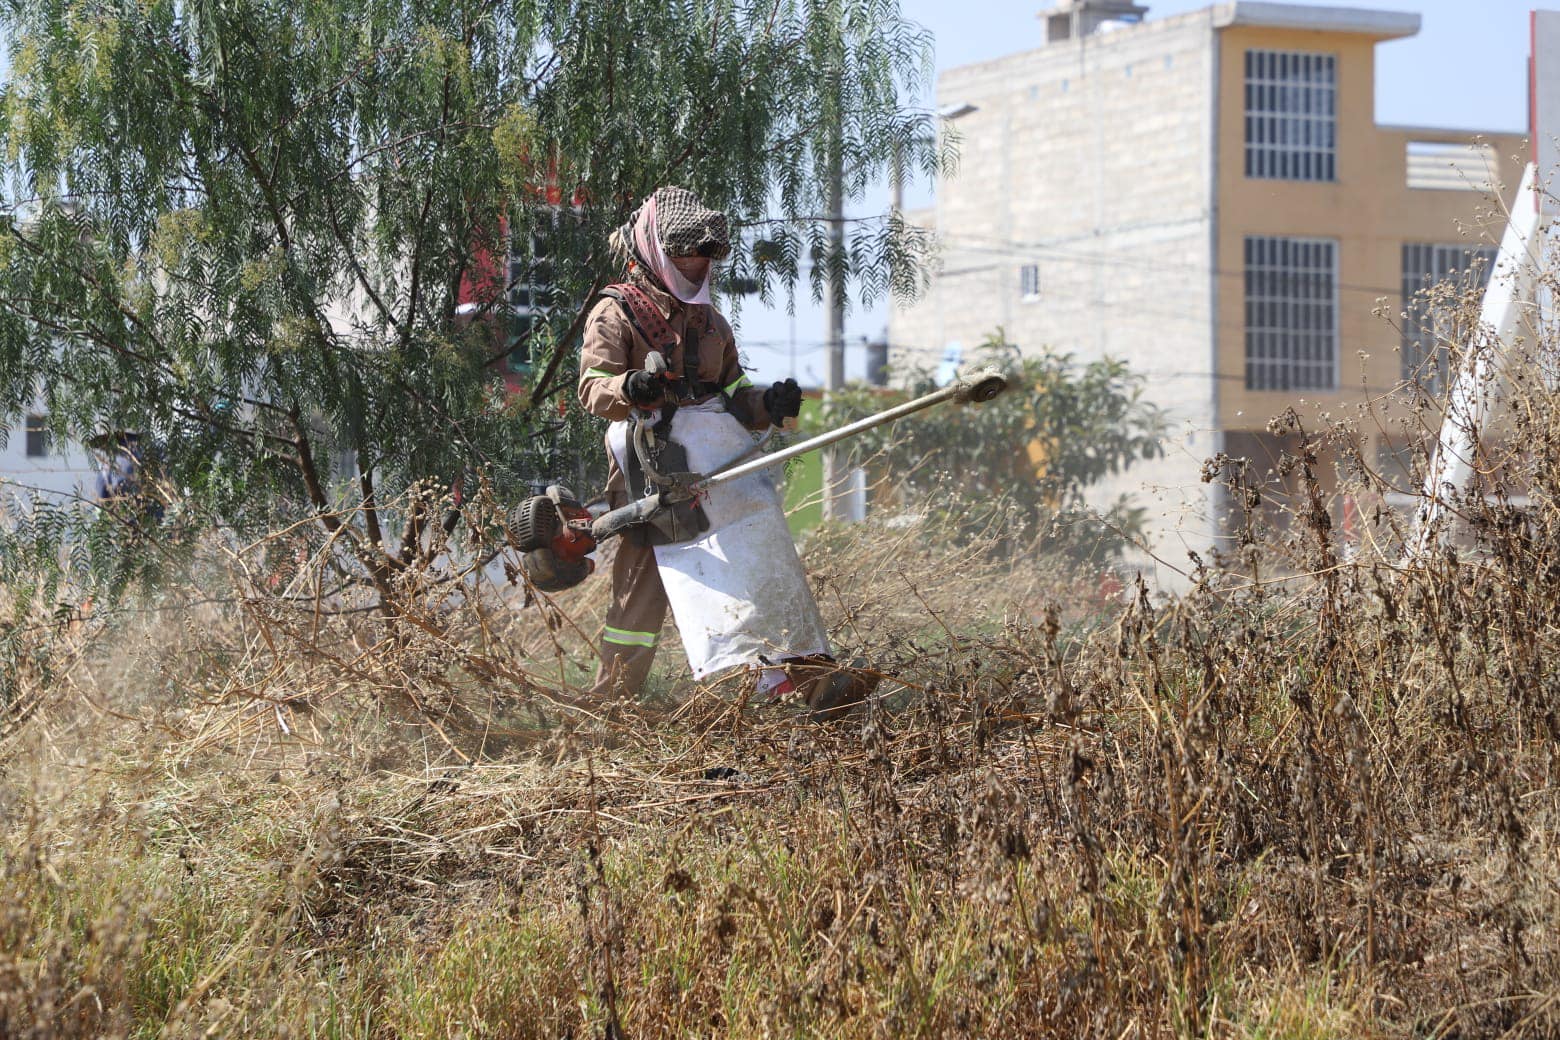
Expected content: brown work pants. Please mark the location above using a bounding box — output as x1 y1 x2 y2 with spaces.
590 531 669 699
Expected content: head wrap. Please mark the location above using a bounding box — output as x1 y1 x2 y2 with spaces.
622 187 730 305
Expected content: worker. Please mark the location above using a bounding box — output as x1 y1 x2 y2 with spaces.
577 186 804 699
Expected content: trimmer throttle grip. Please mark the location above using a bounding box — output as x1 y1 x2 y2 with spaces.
591 493 664 542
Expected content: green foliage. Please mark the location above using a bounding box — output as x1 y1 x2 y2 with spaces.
803 331 1165 557
0 0 944 602
781 448 822 533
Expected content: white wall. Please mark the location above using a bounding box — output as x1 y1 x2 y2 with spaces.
0 413 98 513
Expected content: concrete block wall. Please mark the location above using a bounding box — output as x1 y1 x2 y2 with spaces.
890 8 1223 575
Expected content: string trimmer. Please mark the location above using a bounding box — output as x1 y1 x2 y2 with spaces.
510 362 1009 592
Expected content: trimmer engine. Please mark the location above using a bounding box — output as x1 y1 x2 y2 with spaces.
511 486 598 592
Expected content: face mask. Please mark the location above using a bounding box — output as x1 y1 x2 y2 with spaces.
633 194 714 306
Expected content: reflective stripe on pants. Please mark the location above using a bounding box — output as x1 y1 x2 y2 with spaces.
591 522 668 699
603 625 657 648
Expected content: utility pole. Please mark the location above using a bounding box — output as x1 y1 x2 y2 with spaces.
821 136 848 521
890 139 904 216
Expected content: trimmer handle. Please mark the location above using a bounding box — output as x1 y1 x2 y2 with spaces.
626 351 671 423
591 492 666 543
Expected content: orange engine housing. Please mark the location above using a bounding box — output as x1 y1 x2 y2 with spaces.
551 503 597 567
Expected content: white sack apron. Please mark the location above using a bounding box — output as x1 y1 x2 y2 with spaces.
606 400 829 679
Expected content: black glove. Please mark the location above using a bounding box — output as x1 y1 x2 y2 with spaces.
763 378 803 426
624 368 667 406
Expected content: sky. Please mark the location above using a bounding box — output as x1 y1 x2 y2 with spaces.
734 0 1541 387
0 0 1539 388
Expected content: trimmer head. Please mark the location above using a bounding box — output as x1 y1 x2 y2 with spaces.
955 368 1009 404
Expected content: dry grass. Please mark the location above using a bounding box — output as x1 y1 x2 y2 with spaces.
5 274 1560 1036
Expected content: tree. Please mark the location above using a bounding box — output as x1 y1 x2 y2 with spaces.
805 332 1165 559
0 0 944 606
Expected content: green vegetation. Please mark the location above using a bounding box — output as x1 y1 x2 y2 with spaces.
804 332 1165 559
782 449 823 535
0 0 944 608
2 13 1558 1040
6 402 1560 1036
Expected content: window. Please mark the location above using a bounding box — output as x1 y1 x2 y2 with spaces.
505 231 554 374
1019 264 1040 301
24 413 49 458
1244 236 1337 391
1244 49 1336 182
506 312 540 373
1401 243 1498 390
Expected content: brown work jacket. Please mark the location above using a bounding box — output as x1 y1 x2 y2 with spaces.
578 277 772 496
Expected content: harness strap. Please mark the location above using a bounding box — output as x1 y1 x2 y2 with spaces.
601 284 723 401
602 283 678 354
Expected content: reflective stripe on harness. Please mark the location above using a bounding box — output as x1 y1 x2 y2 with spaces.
603 625 658 648
723 373 753 395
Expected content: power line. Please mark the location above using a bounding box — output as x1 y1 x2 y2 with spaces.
933 227 1504 299
741 332 1420 397
736 232 1474 354
730 224 1480 393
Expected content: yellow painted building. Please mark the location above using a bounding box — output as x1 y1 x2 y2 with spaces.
1214 17 1525 428
889 0 1528 570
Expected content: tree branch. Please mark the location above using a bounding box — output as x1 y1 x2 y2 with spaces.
168 404 296 450
3 228 177 370
357 461 396 566
291 413 407 614
399 493 428 566
291 418 344 537
324 190 401 332
403 67 457 336
528 271 609 403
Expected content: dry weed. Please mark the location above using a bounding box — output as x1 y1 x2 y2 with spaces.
3 261 1560 1036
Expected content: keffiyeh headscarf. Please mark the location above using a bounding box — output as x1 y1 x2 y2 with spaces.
619 187 730 305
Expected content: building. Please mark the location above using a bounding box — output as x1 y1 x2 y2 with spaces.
0 410 100 510
888 0 1526 573
1 203 105 509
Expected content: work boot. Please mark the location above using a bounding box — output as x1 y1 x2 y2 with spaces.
787 655 879 722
